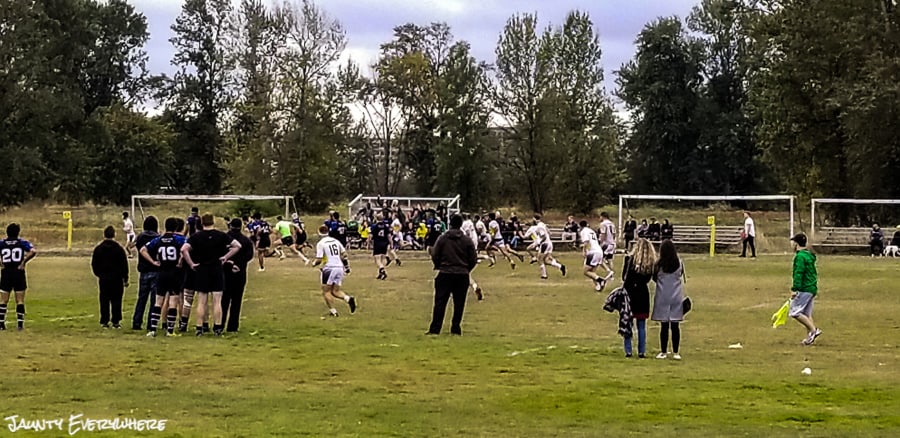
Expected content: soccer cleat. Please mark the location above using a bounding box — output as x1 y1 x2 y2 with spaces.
560 265 567 276
516 254 525 262
396 259 402 267
656 352 668 359
348 297 357 314
511 263 516 270
475 287 484 301
0 322 5 331
386 258 393 267
178 323 188 333
540 276 548 280
259 267 266 272
146 331 156 338
530 257 537 264
195 329 204 337
165 332 181 337
16 325 22 331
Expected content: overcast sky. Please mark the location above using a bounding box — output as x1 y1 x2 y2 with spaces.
133 0 698 100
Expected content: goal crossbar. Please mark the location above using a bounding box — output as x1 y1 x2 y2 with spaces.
132 194 294 221
347 194 461 219
810 198 900 241
618 194 796 238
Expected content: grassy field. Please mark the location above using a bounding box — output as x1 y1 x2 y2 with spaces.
2 250 899 437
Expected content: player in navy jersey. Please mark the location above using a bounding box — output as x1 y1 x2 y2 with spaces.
371 211 392 280
424 215 445 256
254 214 274 272
328 212 348 247
141 217 187 337
186 207 199 237
290 213 312 261
0 224 36 330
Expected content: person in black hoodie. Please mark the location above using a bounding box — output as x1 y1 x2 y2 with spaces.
91 226 129 329
222 218 255 332
427 214 477 336
132 216 159 330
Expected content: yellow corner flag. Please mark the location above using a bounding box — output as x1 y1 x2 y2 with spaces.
771 300 790 328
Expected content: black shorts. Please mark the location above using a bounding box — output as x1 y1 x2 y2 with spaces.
296 232 308 245
156 271 182 297
257 235 271 250
193 264 225 293
373 241 389 256
0 269 26 292
281 236 294 247
182 268 196 291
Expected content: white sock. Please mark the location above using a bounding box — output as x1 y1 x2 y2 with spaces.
471 282 478 290
329 308 338 315
343 296 351 302
540 265 547 277
550 260 561 268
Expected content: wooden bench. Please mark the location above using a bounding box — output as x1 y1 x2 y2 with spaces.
815 227 871 247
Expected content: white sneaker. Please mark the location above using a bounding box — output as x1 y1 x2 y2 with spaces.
672 353 682 360
656 352 668 359
258 267 266 272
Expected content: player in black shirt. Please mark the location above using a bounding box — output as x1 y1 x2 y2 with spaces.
181 214 242 336
254 214 274 272
141 217 188 337
371 211 392 280
0 223 36 331
328 212 348 247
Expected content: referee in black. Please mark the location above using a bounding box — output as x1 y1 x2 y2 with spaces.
427 214 477 336
222 218 254 333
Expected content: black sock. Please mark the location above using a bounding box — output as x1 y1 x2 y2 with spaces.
660 322 670 353
202 322 209 333
213 324 223 335
166 309 177 333
148 305 161 331
671 322 681 353
0 303 6 324
179 316 189 328
16 304 24 328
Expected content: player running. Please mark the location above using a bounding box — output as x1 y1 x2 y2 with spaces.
581 220 612 291
371 211 392 280
313 225 357 317
461 214 484 300
598 212 617 282
526 214 566 279
487 212 524 269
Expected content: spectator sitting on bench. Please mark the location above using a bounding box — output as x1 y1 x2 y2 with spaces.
562 216 578 242
870 224 884 257
648 218 662 241
661 219 674 241
636 219 649 239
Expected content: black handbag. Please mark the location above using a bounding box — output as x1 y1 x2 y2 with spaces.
682 297 692 315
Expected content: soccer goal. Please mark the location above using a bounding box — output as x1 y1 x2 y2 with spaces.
131 194 296 224
617 194 797 249
810 198 900 244
347 194 461 220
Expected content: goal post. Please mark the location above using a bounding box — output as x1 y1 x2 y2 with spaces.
810 198 900 241
618 194 796 240
131 194 296 223
347 194 461 219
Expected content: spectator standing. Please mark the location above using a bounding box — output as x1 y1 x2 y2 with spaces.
741 211 757 258
623 215 637 250
222 218 255 333
652 240 685 360
132 216 159 330
91 226 129 329
427 214 477 335
622 238 656 358
870 224 884 257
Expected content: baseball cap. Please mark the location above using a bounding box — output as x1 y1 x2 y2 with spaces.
790 233 807 246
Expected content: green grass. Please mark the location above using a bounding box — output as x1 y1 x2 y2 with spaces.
2 251 900 437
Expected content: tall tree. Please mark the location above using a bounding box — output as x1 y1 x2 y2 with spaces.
168 0 233 193
616 17 705 194
494 13 557 212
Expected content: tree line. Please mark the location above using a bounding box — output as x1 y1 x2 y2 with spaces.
1 0 898 215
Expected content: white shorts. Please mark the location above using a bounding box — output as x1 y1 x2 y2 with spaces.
491 239 506 249
603 243 616 255
584 251 603 267
320 268 345 286
126 233 136 243
538 242 553 255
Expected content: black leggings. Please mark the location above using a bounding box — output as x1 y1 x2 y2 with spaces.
660 322 681 353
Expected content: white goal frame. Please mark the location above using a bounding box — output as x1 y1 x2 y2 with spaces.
131 194 295 222
618 194 796 239
347 194 461 219
810 198 900 241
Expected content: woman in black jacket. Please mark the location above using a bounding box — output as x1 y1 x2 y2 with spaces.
621 238 657 358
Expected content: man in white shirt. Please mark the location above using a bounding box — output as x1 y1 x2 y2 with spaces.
526 214 566 279
741 211 757 258
123 211 136 258
313 225 357 317
580 220 610 292
598 212 617 281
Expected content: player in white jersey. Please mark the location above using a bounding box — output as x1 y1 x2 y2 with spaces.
473 215 494 265
388 212 403 266
527 214 566 279
313 225 357 317
460 214 484 300
580 220 609 291
487 212 524 269
597 212 617 281
123 211 136 258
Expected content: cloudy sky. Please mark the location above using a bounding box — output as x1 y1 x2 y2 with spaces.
133 0 698 99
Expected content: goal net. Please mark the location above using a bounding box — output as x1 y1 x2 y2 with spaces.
810 198 900 242
131 195 297 229
617 194 797 249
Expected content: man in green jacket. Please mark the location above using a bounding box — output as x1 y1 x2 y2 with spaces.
789 233 822 345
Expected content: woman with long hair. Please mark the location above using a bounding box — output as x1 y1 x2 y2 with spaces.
652 239 685 360
622 238 657 358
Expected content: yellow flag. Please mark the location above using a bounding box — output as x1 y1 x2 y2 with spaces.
771 300 790 328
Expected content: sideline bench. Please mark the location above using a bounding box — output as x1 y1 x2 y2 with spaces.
815 227 870 247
